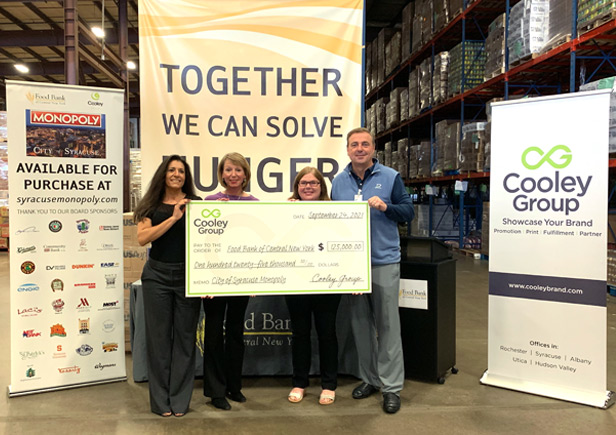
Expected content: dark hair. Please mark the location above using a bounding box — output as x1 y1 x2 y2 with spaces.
218 152 251 190
133 155 196 223
289 167 330 201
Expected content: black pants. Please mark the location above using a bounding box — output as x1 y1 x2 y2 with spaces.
285 294 341 390
141 258 201 414
202 296 250 398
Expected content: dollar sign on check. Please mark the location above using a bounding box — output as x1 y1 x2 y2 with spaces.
318 243 324 251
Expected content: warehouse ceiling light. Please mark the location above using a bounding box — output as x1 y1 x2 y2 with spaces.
14 64 29 73
127 61 137 70
91 26 105 38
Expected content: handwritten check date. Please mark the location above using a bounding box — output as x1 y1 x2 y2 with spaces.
186 201 371 297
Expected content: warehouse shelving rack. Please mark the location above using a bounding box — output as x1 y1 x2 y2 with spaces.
365 0 616 248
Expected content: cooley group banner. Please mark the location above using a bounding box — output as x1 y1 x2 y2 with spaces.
138 0 364 199
480 90 614 408
7 81 126 396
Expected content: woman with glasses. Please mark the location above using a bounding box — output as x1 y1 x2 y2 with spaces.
286 167 341 405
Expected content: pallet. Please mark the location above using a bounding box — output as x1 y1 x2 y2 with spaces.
456 248 482 259
485 66 506 80
578 9 616 35
542 34 572 53
510 52 539 68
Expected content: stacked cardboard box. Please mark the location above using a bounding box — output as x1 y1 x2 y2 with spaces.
375 97 387 134
433 51 450 105
578 0 616 31
386 88 403 130
409 68 420 118
377 28 396 85
0 206 8 250
579 76 616 153
412 0 433 54
508 0 548 64
417 140 433 177
481 202 490 257
484 13 507 80
434 119 459 175
433 0 449 33
449 0 464 18
123 212 149 351
401 2 415 61
418 57 432 111
443 121 461 172
397 138 409 177
385 31 402 78
365 40 373 95
408 144 420 179
545 0 572 49
384 141 392 167
400 88 410 123
459 122 487 172
448 40 486 96
129 149 142 212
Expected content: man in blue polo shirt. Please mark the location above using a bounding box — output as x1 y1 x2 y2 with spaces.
331 127 414 414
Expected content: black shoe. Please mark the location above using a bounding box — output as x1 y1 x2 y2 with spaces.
382 393 401 414
226 391 247 403
352 382 379 399
212 397 231 410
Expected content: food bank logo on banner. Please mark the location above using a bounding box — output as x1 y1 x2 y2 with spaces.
502 145 590 216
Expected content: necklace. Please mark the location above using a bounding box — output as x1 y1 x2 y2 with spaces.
223 193 244 200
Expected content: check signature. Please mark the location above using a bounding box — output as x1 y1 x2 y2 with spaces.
15 226 39 234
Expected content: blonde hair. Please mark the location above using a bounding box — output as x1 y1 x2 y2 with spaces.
218 152 251 190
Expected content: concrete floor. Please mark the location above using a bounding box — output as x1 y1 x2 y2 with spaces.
0 252 615 434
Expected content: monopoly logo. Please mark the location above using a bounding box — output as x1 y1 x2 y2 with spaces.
193 208 228 235
75 344 93 356
18 307 42 317
99 225 119 231
102 342 118 352
43 244 66 253
21 261 35 274
46 265 66 271
25 91 66 105
23 329 42 338
30 111 101 127
17 246 36 254
74 283 96 289
58 365 81 374
72 264 94 269
100 262 119 268
503 145 591 216
17 283 40 292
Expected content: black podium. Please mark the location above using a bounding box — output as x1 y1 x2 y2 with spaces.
398 237 457 384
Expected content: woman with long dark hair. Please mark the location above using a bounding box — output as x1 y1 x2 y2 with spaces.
286 167 341 405
134 155 201 417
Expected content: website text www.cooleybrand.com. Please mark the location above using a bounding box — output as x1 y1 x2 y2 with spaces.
15 195 119 207
508 282 584 296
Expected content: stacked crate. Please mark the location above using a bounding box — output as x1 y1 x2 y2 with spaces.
418 58 432 112
459 122 487 172
508 0 549 64
447 41 486 97
578 0 616 32
433 51 450 105
409 68 420 119
484 13 506 80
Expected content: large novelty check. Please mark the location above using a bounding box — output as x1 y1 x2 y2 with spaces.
186 201 371 296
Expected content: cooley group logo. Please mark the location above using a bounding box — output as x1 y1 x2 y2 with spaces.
502 145 590 215
193 208 228 235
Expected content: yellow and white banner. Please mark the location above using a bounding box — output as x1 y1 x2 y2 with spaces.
7 81 126 396
139 0 364 199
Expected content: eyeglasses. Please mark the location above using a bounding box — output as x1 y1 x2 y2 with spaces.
299 181 320 187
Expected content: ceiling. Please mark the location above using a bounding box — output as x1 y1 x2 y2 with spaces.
0 0 409 116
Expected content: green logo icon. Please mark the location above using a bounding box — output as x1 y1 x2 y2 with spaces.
201 209 221 218
521 145 572 170
91 92 100 100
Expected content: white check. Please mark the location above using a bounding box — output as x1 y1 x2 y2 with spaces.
186 201 371 296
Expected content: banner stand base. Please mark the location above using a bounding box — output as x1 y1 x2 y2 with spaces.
7 376 127 398
480 370 614 409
